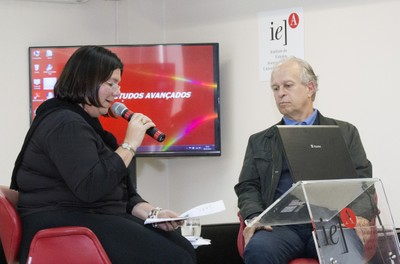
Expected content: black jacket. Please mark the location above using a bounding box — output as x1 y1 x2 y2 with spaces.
234 111 373 220
14 101 145 217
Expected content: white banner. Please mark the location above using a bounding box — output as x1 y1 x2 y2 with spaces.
258 7 304 82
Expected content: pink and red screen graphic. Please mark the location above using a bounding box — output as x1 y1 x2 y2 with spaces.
29 44 220 156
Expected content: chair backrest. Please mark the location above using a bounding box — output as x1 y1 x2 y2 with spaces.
0 185 111 264
236 212 245 258
363 192 379 262
28 226 112 264
0 186 21 264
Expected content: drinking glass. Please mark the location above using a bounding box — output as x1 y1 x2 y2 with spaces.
181 218 201 238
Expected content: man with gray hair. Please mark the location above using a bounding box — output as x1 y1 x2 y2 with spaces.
234 57 373 263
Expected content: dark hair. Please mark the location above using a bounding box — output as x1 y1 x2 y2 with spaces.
54 46 123 107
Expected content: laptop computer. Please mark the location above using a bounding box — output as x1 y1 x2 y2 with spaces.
277 125 358 182
246 125 361 228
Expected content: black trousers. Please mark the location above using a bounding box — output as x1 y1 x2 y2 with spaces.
20 210 196 264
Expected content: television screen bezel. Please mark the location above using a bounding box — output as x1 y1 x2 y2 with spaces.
28 43 221 157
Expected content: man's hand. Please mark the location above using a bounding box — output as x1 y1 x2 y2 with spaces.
355 216 372 245
243 225 273 247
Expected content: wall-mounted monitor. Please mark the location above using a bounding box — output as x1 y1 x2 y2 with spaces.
29 43 221 157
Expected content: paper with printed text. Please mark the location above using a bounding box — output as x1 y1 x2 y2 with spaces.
144 200 225 225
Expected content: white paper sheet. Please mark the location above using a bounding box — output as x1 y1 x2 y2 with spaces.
185 237 211 248
144 200 225 225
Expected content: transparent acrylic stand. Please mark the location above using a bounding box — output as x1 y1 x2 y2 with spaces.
248 178 400 264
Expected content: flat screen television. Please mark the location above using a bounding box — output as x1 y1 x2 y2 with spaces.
29 43 221 157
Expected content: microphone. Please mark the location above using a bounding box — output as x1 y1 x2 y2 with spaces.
111 102 166 142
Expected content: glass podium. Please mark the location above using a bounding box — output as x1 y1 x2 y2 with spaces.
247 178 400 264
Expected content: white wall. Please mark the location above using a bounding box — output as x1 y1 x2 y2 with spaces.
1 0 400 227
162 0 400 225
0 0 172 210
0 0 120 185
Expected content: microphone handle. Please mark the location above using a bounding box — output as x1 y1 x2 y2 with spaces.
122 109 134 121
121 109 166 142
146 127 166 142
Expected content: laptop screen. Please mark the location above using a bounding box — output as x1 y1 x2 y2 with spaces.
277 125 358 182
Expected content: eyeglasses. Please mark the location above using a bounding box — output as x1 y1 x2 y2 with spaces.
105 81 120 92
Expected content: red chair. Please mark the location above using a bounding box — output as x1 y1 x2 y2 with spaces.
0 185 111 264
237 212 318 264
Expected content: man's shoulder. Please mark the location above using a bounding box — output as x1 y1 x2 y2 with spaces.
319 113 356 128
319 114 359 138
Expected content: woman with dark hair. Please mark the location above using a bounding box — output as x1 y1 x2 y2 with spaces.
11 46 196 264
